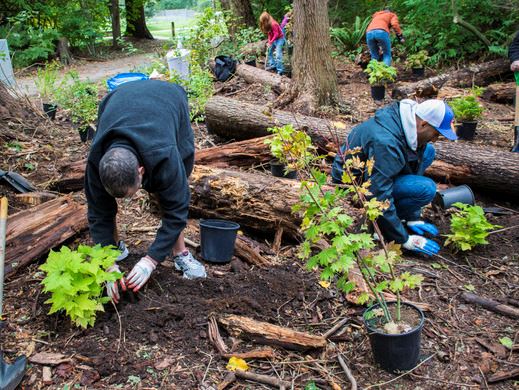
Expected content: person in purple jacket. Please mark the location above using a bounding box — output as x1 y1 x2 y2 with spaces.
259 11 285 75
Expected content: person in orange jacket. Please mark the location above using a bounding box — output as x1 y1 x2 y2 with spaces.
366 8 404 66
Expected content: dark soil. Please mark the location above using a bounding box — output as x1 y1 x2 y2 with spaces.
1 51 519 389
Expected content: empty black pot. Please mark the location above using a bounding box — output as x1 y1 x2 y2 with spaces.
364 302 425 373
371 85 385 101
412 67 425 77
200 219 240 263
270 161 297 179
456 121 478 140
79 125 95 142
433 184 475 209
42 103 57 120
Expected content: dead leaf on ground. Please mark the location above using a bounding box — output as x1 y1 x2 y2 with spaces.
154 356 176 370
80 369 101 386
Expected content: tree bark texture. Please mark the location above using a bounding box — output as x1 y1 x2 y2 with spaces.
289 0 338 113
5 196 88 276
110 0 121 47
482 82 515 103
240 40 267 59
57 38 72 65
392 58 510 99
235 64 289 94
229 0 255 28
125 0 153 39
189 165 360 240
218 314 327 351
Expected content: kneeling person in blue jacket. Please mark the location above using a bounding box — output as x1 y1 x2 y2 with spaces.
331 99 457 255
85 80 207 304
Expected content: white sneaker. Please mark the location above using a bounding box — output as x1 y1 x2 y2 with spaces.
116 240 129 262
173 251 207 279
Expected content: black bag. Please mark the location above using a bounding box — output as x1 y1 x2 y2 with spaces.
213 55 237 82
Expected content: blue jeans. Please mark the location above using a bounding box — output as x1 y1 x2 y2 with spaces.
268 37 285 74
393 144 436 221
366 29 392 66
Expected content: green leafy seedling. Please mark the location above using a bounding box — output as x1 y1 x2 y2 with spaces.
445 203 501 252
450 94 484 121
364 60 397 86
405 50 429 69
40 244 121 328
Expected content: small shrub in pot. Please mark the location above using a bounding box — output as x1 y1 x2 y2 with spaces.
450 93 484 140
364 60 397 101
405 50 429 77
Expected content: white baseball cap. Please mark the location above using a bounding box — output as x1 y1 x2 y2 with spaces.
416 100 457 140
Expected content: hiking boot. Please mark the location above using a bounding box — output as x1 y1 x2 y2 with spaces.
173 250 207 279
116 240 129 262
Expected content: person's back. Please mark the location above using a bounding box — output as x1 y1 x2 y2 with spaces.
367 10 402 35
365 9 404 66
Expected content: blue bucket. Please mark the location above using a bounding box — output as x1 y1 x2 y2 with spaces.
106 72 149 92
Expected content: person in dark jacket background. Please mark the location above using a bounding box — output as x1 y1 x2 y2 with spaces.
331 99 457 255
509 31 519 152
85 80 206 304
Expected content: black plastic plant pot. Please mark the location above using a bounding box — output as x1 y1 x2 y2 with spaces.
245 59 256 67
270 161 297 179
42 103 57 120
412 67 425 77
433 184 475 209
79 125 95 142
199 219 240 263
371 85 385 101
363 302 425 373
456 121 478 140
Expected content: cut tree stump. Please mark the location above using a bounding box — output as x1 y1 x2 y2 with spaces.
190 165 360 240
461 292 519 319
482 82 515 103
392 58 510 99
5 196 87 276
218 314 327 351
235 64 289 94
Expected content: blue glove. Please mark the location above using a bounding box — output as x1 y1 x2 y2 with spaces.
406 220 439 236
403 235 440 255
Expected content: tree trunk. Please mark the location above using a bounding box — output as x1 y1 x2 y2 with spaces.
230 0 255 28
392 58 510 99
206 96 347 143
218 314 327 350
189 165 360 240
57 38 73 65
5 196 88 276
125 0 153 39
482 82 515 103
235 64 289 94
285 0 338 114
110 0 121 47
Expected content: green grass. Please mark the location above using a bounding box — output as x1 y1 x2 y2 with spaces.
147 18 197 40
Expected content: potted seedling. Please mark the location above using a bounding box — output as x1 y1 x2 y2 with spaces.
405 50 429 77
450 94 484 140
364 60 397 101
35 62 60 119
264 124 314 179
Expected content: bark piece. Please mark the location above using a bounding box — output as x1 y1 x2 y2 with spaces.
392 58 510 99
234 369 291 388
217 372 236 390
30 352 71 366
461 292 519 318
222 347 275 360
218 314 326 351
42 366 52 385
234 235 270 267
487 367 519 383
5 196 88 275
482 82 516 103
51 159 89 192
14 192 58 206
235 64 289 94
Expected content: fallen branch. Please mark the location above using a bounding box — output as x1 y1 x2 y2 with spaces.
487 367 519 383
338 354 357 390
234 369 291 389
461 292 519 319
234 235 271 267
322 318 349 339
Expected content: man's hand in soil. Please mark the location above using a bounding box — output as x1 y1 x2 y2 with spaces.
406 220 438 236
125 256 158 292
106 264 126 304
403 235 440 255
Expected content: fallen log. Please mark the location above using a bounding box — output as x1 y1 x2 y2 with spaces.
205 95 349 141
50 159 88 192
218 314 327 351
240 39 267 58
487 367 519 383
461 292 519 319
482 82 515 103
392 58 510 99
235 64 289 94
5 196 88 276
190 165 360 240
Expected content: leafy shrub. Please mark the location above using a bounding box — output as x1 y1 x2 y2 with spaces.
218 26 264 61
35 61 60 102
445 203 501 251
450 94 484 121
265 124 315 170
40 245 121 328
330 16 371 55
364 60 397 86
405 50 429 69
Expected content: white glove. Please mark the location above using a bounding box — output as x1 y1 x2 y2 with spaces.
106 264 125 304
403 235 440 255
511 60 519 72
125 256 157 292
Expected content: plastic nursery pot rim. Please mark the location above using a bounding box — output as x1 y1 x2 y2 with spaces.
199 219 240 230
363 301 425 336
